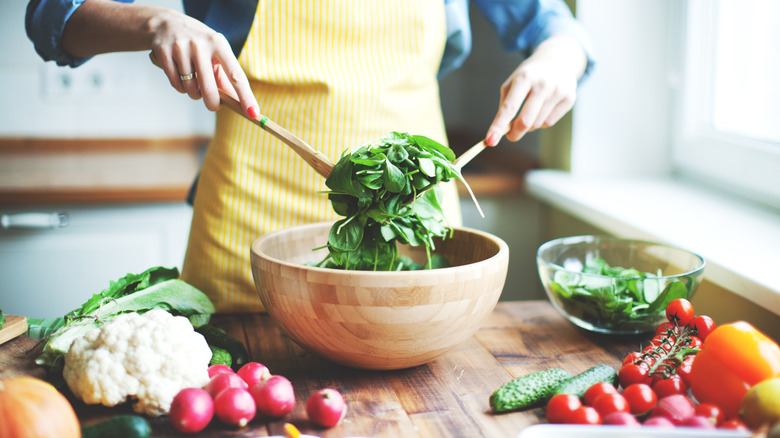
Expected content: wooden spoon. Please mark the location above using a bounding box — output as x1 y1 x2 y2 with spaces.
219 90 336 178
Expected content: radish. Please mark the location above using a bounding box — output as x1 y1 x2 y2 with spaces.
208 364 234 378
649 394 695 425
204 372 248 398
251 375 296 418
237 362 270 388
681 415 717 429
214 387 256 427
306 388 347 427
643 416 675 428
601 412 639 427
169 387 214 434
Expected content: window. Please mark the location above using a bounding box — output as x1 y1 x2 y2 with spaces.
671 0 780 209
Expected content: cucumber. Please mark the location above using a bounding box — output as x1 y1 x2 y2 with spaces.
490 368 574 413
196 324 249 371
81 415 151 438
209 344 233 367
551 364 618 399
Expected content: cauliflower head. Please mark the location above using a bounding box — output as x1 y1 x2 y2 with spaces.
63 308 211 417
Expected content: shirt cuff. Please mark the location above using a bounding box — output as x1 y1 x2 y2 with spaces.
26 0 91 67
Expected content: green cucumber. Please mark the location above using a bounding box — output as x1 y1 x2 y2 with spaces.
490 368 574 413
196 324 249 371
209 344 233 367
552 364 618 399
81 415 151 438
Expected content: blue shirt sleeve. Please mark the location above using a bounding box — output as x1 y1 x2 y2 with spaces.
440 0 595 83
26 0 133 67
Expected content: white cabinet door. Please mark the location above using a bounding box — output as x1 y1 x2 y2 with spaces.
0 203 192 318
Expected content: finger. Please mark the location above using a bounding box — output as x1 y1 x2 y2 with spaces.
171 41 201 100
213 42 258 118
191 44 220 111
530 97 561 132
542 98 575 129
507 89 545 142
485 79 531 146
150 49 187 94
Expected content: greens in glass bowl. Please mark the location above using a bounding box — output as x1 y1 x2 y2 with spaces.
537 235 705 335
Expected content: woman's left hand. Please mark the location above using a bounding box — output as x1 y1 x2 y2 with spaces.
485 34 587 146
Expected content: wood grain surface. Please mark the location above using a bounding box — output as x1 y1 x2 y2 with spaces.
0 301 641 437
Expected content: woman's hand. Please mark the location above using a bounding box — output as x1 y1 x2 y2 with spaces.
147 10 258 117
62 0 258 117
484 34 587 146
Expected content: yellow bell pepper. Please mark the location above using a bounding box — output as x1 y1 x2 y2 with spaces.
689 321 780 419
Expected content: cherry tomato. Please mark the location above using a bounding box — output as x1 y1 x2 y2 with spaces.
619 362 651 388
666 298 695 326
655 322 680 337
583 382 619 406
686 335 702 349
652 374 688 399
621 383 657 416
689 315 716 341
592 393 630 417
719 418 750 431
622 352 642 366
568 406 601 425
694 402 725 426
675 355 695 387
545 394 582 424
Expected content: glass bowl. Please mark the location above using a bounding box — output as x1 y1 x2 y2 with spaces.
537 235 705 335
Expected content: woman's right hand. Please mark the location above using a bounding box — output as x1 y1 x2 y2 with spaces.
62 0 258 118
146 9 259 117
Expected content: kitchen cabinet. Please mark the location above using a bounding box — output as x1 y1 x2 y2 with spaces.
0 203 192 318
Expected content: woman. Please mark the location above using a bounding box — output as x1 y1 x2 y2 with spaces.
27 0 593 312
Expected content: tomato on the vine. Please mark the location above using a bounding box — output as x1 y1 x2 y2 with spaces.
652 374 688 399
689 315 716 341
621 383 657 416
675 355 695 387
545 394 582 424
654 322 680 337
583 382 618 406
666 298 695 326
720 418 750 431
618 362 651 388
622 352 642 366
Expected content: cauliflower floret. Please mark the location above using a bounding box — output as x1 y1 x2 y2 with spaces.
63 308 211 417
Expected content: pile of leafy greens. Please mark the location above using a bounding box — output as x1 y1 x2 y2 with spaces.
316 132 477 271
27 266 215 371
549 257 692 331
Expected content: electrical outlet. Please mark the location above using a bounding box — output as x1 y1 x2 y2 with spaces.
41 63 110 99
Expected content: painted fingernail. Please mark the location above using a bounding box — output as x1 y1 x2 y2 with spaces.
247 105 259 119
486 132 500 147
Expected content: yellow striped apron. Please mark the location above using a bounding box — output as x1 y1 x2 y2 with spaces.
181 0 461 313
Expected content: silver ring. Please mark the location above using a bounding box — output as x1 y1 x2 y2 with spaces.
179 72 196 81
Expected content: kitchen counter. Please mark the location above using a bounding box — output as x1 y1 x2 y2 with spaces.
0 301 639 437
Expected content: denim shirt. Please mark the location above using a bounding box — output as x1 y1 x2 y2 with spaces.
26 0 594 81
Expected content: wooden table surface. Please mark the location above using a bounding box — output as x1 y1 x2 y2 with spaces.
0 300 642 438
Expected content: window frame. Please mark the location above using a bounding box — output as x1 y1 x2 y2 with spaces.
670 0 780 210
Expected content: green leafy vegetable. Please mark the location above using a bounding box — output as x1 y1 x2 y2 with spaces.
317 132 473 271
549 257 695 331
27 266 215 370
0 309 5 329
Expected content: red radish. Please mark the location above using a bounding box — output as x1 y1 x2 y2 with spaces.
169 387 214 434
649 394 695 425
204 372 248 398
681 415 717 429
306 388 347 427
602 412 640 427
237 362 270 388
643 416 675 428
208 364 234 378
251 375 295 418
214 387 256 427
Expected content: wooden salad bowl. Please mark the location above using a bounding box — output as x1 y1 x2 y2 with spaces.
250 222 509 370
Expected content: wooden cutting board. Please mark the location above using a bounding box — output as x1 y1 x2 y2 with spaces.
0 316 27 345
